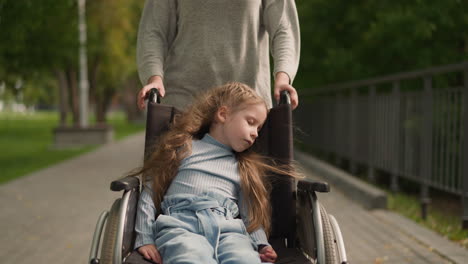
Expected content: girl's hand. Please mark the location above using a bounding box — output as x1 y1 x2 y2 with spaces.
137 75 166 110
137 244 163 264
259 245 277 263
274 72 299 110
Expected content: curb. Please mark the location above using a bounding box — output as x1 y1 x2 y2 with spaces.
373 210 468 264
295 150 387 210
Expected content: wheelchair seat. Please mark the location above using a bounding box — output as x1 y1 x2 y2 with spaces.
123 238 310 264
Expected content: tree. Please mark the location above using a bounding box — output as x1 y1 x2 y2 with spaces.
0 0 79 124
295 0 468 89
0 0 144 124
85 0 143 124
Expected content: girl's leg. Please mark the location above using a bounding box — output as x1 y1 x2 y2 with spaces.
155 215 217 264
217 232 262 264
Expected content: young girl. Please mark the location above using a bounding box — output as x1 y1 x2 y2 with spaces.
133 82 296 264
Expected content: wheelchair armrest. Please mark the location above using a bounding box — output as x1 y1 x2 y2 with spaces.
298 178 330 193
110 176 140 192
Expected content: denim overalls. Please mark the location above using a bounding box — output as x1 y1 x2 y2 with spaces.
154 192 270 264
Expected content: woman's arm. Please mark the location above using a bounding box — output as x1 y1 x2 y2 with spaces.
274 71 299 109
137 75 165 110
263 0 300 109
136 0 177 95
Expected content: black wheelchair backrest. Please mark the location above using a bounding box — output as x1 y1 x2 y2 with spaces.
142 93 296 246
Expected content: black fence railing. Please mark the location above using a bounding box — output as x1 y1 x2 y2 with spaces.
295 61 468 228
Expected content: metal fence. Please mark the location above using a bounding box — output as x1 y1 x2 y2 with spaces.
295 61 468 227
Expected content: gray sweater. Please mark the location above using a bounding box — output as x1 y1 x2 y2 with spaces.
137 0 300 109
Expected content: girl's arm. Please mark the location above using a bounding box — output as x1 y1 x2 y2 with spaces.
138 244 162 264
248 226 270 248
239 195 277 263
135 185 163 263
238 193 271 247
134 185 158 249
259 245 278 263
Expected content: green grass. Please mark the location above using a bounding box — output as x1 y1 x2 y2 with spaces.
0 111 144 184
388 192 468 249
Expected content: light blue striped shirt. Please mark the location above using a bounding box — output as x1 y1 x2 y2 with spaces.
134 134 269 249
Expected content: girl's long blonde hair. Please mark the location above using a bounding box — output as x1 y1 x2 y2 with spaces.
134 82 297 235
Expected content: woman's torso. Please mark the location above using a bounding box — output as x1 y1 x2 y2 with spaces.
162 0 272 109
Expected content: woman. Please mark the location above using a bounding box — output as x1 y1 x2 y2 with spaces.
136 0 300 111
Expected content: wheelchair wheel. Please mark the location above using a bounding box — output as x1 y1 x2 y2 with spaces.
100 198 121 264
319 204 337 264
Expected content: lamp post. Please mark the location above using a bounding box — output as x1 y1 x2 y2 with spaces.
53 0 113 148
78 0 89 128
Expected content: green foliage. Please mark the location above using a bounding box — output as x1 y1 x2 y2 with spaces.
0 0 77 106
0 0 78 75
295 0 468 89
0 0 144 110
87 0 143 97
19 72 58 106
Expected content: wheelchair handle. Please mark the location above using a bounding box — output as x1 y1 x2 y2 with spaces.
147 88 161 104
147 88 289 105
279 90 291 105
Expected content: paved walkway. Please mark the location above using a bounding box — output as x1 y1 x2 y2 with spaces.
0 132 145 264
1 132 466 263
305 167 466 264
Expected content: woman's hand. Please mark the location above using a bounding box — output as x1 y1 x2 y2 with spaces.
259 245 278 263
137 75 166 110
137 244 163 264
274 72 299 110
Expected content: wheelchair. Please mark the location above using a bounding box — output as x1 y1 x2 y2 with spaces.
89 89 348 264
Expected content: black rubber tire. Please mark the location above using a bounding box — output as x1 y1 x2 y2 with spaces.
320 204 337 264
100 198 122 264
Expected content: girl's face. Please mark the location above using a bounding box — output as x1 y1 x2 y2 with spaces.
215 102 267 152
